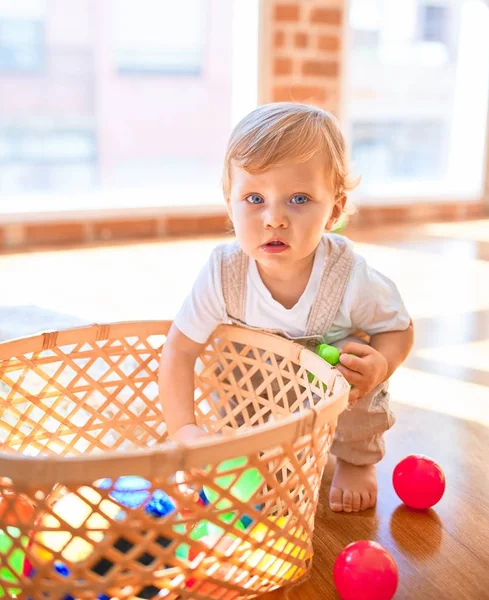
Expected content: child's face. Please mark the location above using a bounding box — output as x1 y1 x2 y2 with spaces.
227 153 344 271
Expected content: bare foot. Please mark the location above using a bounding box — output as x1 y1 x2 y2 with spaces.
329 458 377 513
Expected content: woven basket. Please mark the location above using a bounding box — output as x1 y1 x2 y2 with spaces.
0 321 349 600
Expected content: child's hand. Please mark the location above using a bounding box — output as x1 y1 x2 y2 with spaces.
171 423 210 444
171 424 210 499
336 343 388 403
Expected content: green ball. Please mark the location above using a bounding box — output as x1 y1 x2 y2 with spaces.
307 370 327 391
307 344 341 389
316 344 341 366
0 528 25 597
332 214 348 234
204 457 263 508
190 519 226 542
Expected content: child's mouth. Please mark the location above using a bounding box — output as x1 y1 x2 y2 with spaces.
261 240 289 253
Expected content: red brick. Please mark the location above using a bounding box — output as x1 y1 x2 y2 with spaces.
295 32 309 48
273 86 292 102
94 219 158 241
274 57 293 76
274 30 285 48
302 60 339 77
318 34 341 52
273 85 327 104
350 202 484 227
274 4 300 22
25 222 85 247
165 215 229 236
310 8 342 25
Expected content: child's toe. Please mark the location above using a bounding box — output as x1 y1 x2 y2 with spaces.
360 490 371 510
342 490 353 512
329 486 344 512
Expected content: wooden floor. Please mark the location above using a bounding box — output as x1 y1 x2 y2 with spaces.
1 218 489 599
264 404 489 600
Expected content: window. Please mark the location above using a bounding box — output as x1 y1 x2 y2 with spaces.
352 121 446 184
0 0 45 72
419 4 448 43
0 18 43 71
0 130 95 162
348 0 489 199
350 0 382 56
0 0 250 203
113 0 205 74
0 129 96 192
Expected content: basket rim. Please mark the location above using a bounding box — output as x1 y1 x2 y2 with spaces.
0 320 349 486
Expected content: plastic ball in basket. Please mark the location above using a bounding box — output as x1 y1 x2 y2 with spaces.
0 320 349 599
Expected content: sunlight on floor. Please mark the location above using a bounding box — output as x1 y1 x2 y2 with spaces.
0 237 223 323
3 236 489 323
390 366 489 427
355 242 489 319
415 340 489 374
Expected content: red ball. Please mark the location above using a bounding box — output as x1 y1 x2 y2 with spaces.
334 540 398 600
393 454 445 509
0 492 34 526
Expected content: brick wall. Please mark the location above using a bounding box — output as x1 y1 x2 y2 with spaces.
2 203 483 253
260 0 345 117
0 214 230 251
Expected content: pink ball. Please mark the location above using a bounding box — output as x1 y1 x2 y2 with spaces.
393 454 446 509
334 540 398 600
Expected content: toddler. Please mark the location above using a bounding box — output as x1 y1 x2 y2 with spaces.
159 102 414 513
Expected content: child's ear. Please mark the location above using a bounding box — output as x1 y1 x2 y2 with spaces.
326 194 347 230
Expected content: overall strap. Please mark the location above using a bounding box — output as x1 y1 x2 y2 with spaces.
220 240 249 323
305 234 355 337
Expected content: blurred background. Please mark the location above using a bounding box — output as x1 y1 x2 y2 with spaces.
0 0 239 219
0 0 487 240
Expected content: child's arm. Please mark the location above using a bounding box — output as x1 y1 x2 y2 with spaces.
159 324 209 443
336 320 414 402
369 321 414 379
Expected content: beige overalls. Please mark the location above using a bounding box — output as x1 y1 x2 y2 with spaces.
217 233 395 466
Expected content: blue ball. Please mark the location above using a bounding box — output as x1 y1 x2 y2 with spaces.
96 476 176 516
91 475 176 586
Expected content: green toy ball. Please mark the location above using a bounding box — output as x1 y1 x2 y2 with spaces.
332 214 348 234
316 343 341 365
201 456 263 534
204 456 263 508
0 527 26 598
307 343 341 388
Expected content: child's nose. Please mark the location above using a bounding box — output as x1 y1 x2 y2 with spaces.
264 205 289 229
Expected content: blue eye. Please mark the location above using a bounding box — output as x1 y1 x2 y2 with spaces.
291 194 309 205
246 194 264 204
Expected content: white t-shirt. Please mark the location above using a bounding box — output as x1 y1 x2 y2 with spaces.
174 239 411 344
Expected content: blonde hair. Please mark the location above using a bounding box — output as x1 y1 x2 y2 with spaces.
222 103 359 204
